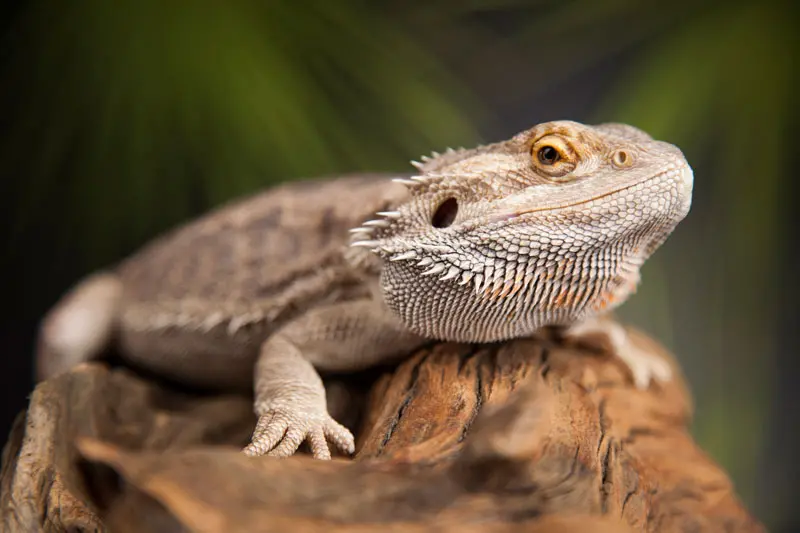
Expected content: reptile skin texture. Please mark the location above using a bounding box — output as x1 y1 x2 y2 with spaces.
36 121 693 459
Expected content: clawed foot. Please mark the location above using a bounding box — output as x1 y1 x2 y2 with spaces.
614 338 672 389
242 407 355 460
565 318 672 389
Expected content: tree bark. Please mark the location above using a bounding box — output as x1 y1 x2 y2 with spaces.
0 325 763 532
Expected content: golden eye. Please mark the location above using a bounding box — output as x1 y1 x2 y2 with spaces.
612 149 633 167
537 145 561 165
530 135 576 178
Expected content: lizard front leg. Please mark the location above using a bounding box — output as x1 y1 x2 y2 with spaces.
564 315 672 388
243 300 425 459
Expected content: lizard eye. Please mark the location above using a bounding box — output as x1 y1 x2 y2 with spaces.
530 135 576 178
537 146 560 165
432 197 458 228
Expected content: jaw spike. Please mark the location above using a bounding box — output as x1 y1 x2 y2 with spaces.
479 273 494 293
473 274 484 294
410 160 424 170
392 178 419 186
440 266 460 281
488 276 506 298
459 272 474 285
421 263 446 276
349 227 373 234
376 211 401 219
390 250 418 262
416 257 433 267
498 278 514 299
363 219 390 228
350 240 379 249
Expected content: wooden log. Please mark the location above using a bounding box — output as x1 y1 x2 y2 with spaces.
0 325 764 532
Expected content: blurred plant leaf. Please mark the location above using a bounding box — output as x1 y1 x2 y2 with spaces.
0 0 481 267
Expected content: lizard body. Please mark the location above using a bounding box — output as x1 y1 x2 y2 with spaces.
36 121 693 459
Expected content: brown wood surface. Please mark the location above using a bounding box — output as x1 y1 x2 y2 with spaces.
0 326 763 532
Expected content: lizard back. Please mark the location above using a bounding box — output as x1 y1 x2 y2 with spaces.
114 174 407 384
119 175 403 301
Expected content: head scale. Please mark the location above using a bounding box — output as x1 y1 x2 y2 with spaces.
350 120 693 342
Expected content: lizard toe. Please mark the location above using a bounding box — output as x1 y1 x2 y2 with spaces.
242 411 290 456
308 430 332 460
325 419 356 455
243 407 353 459
619 344 673 389
267 427 306 457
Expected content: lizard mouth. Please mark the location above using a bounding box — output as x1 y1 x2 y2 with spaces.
491 165 692 223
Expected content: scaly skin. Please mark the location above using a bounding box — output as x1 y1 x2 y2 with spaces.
36 121 693 460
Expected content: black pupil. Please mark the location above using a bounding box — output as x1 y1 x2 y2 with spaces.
538 146 559 164
432 197 458 228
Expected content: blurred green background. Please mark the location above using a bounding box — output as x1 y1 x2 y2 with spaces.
0 0 796 529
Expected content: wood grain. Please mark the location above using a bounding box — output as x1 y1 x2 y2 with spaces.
0 326 763 532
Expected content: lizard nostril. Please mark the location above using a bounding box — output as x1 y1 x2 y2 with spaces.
432 197 458 228
612 149 633 167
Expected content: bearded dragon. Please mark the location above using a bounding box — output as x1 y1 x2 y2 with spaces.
35 121 694 460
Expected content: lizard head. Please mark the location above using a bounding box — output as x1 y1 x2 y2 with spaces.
350 120 693 342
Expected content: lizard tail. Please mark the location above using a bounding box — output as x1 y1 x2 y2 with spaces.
35 271 123 381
